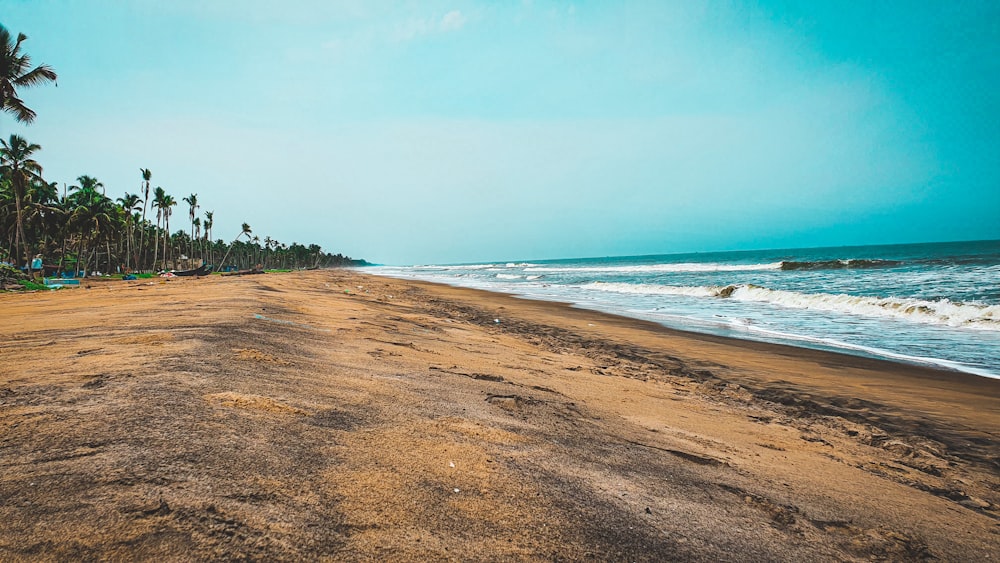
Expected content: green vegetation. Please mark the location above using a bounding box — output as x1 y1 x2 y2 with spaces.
0 22 365 278
0 261 24 285
16 279 49 291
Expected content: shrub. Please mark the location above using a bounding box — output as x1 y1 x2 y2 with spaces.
17 279 51 291
0 263 28 285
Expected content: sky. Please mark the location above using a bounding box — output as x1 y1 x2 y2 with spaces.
2 0 998 265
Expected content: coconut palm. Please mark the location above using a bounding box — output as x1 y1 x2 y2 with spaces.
69 175 110 269
192 216 201 264
24 180 59 242
0 134 43 274
24 179 61 257
138 168 151 269
116 192 142 269
182 193 198 261
0 24 58 126
203 210 213 264
263 235 273 269
159 194 176 270
66 180 115 276
217 222 251 272
0 176 16 260
151 186 165 270
23 180 72 273
71 175 103 195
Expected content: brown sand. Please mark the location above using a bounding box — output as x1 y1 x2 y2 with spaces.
1 270 997 561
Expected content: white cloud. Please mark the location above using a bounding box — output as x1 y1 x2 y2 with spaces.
391 10 467 42
440 10 467 32
391 18 430 42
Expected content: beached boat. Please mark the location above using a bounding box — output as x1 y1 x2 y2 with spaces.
44 277 81 287
169 264 211 277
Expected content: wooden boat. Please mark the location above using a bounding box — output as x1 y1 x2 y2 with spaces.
170 264 211 277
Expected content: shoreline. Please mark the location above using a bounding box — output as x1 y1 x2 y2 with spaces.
368 269 1000 380
396 274 1000 437
405 276 954 374
1 269 998 559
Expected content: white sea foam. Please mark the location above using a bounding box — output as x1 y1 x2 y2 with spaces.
525 262 783 274
581 282 721 298
735 323 1000 378
583 282 1000 330
412 264 498 270
411 262 541 271
495 273 523 279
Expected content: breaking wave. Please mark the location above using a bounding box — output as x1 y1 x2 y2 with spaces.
780 259 903 270
525 262 783 274
583 282 1000 330
434 258 927 274
413 262 540 270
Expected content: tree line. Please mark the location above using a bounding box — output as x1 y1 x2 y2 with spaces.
0 23 364 277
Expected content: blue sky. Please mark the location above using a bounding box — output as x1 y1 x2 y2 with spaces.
2 0 998 264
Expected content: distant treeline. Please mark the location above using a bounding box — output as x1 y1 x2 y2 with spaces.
0 160 367 275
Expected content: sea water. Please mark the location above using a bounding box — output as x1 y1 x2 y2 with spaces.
367 240 1000 378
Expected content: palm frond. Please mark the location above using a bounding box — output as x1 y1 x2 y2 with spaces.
11 33 27 58
1 95 37 123
14 64 57 87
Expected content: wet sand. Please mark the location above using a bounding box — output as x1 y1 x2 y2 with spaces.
1 269 998 561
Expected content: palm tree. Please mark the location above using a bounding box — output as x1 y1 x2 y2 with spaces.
251 235 262 268
263 235 273 269
0 24 58 127
116 192 142 269
25 179 61 261
151 186 165 270
203 210 213 264
217 222 251 272
71 175 103 195
66 179 114 276
192 216 201 264
0 177 15 260
0 134 43 275
159 194 176 270
308 244 322 268
69 175 109 269
29 181 73 274
182 193 198 262
138 168 151 269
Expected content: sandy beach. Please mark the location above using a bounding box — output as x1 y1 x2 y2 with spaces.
1 269 997 561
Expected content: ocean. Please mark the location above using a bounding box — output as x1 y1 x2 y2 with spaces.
367 240 1000 378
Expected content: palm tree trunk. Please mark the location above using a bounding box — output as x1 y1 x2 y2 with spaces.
139 187 148 270
152 221 159 272
123 218 131 270
133 223 140 269
162 217 168 270
13 189 31 277
58 234 67 275
77 237 85 277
